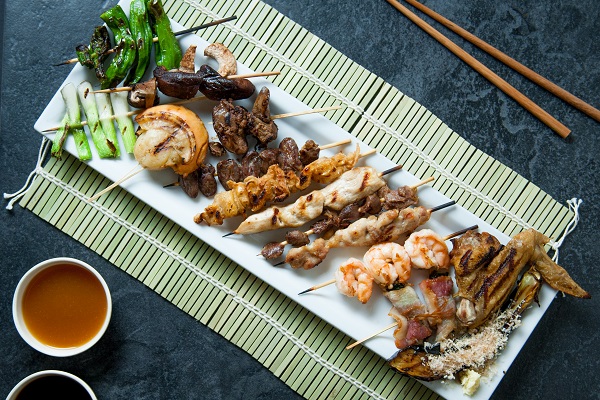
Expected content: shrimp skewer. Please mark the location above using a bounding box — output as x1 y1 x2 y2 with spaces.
405 228 450 271
334 258 374 304
298 225 477 295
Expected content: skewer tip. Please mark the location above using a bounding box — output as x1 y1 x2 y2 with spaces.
380 164 403 176
222 232 236 238
273 261 286 267
298 287 314 295
429 200 456 213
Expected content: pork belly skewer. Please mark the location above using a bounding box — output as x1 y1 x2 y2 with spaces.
341 227 476 350
281 201 456 270
260 177 434 259
194 145 375 225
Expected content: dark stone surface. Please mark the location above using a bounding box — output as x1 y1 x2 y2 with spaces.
1 0 598 399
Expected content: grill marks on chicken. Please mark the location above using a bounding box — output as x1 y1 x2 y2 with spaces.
286 207 431 270
195 146 361 225
234 167 386 235
451 229 590 329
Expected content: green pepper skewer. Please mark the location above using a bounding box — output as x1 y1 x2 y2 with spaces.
56 16 238 67
100 5 137 89
126 0 153 85
148 0 182 70
75 26 111 83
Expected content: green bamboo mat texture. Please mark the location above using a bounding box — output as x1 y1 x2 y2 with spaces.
20 0 574 399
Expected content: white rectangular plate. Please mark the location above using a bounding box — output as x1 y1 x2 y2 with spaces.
34 3 556 398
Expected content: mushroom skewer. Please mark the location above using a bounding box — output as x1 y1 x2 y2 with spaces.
90 71 281 94
260 177 434 259
55 17 238 66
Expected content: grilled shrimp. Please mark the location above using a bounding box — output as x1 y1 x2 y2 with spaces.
363 242 411 289
404 229 449 270
334 258 373 304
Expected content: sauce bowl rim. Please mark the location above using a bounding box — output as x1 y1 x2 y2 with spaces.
6 369 97 400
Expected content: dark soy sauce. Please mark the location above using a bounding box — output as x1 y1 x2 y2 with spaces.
16 375 93 400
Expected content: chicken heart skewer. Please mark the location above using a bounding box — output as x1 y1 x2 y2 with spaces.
170 138 351 199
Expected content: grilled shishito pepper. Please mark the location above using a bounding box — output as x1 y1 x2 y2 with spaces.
75 26 111 83
100 5 137 89
126 0 153 85
147 0 182 70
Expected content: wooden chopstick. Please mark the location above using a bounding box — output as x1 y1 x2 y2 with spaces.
386 0 571 139
404 0 600 125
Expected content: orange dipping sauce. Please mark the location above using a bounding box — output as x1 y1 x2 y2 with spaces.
21 263 108 348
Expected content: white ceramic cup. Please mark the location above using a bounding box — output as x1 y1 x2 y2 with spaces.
6 370 97 400
12 257 112 357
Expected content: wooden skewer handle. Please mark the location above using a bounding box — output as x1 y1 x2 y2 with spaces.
346 322 397 350
386 0 570 138
405 0 600 124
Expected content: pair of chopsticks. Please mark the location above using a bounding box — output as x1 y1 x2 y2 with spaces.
387 0 600 139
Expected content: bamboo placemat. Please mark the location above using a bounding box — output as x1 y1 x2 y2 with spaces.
19 0 574 399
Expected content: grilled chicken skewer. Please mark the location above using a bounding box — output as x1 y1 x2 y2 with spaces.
194 145 375 225
452 228 590 329
232 166 392 235
282 201 456 270
260 177 434 259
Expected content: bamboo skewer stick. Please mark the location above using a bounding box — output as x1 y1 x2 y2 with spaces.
346 323 397 350
43 103 341 133
88 164 145 202
89 71 281 94
91 138 355 202
271 105 341 120
55 16 238 66
386 0 571 139
298 223 475 295
404 0 600 125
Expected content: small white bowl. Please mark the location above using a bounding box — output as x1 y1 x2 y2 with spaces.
12 257 112 357
6 370 97 400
